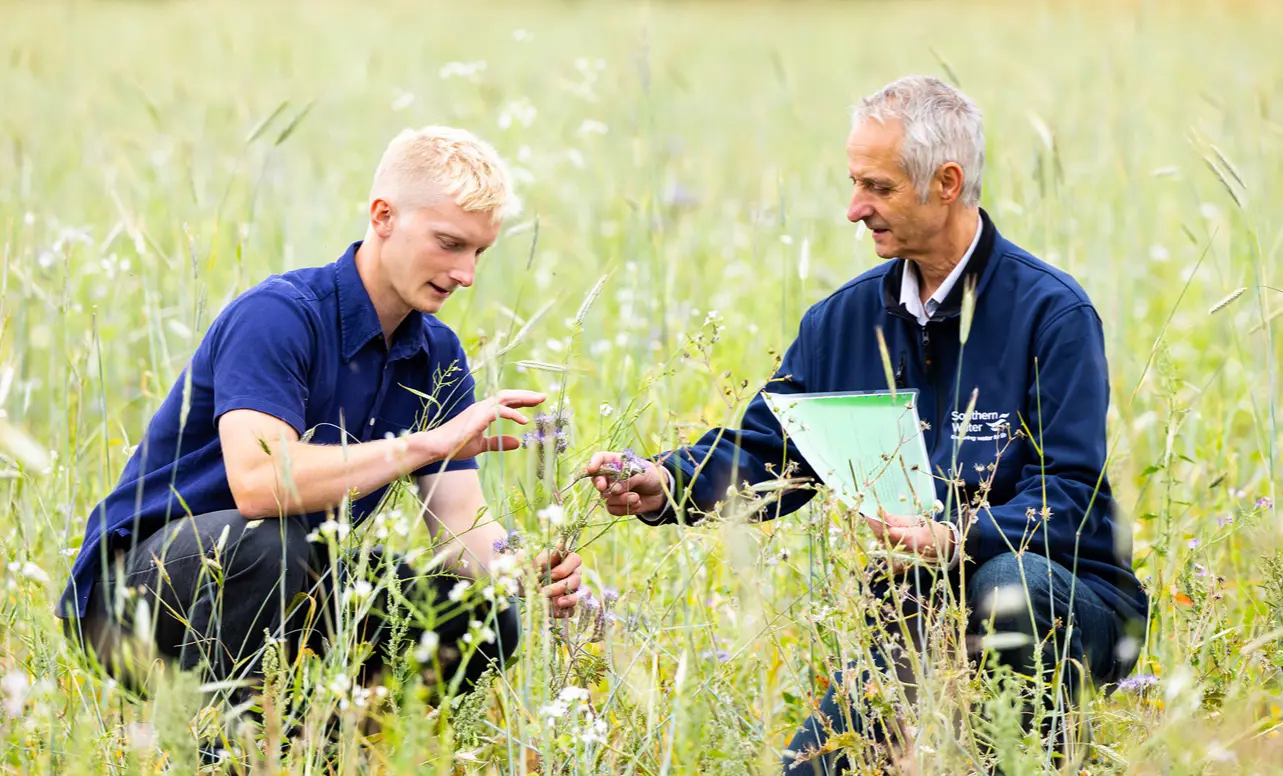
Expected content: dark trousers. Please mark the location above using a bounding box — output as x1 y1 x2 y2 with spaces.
65 509 519 701
784 552 1128 774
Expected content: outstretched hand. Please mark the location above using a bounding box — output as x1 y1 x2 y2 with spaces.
422 390 546 463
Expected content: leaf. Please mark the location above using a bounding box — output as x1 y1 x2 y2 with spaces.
274 99 315 146
245 99 291 144
1141 464 1163 477
258 438 272 455
1139 512 1161 521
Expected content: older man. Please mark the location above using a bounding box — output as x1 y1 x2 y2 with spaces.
60 126 584 703
589 76 1147 771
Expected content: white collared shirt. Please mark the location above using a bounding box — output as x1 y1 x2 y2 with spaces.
899 216 984 326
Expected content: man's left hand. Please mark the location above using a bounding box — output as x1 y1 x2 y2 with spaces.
865 510 956 574
534 549 583 618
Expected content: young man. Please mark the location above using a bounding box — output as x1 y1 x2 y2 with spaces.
588 76 1148 771
59 126 583 698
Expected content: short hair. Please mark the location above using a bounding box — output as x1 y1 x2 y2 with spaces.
369 126 521 220
852 75 985 207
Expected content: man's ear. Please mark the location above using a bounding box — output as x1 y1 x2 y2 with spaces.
369 198 395 238
936 163 965 204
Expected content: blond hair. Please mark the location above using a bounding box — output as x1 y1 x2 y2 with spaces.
369 126 521 220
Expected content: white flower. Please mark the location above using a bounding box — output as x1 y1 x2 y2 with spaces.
448 579 471 602
390 91 415 112
599 403 614 417
3 670 30 716
537 504 565 526
577 119 609 137
343 580 374 607
439 60 487 80
415 630 440 662
559 685 590 703
7 562 49 584
581 717 608 745
498 98 537 130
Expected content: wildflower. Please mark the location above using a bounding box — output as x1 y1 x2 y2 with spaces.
537 504 565 526
3 670 31 716
1257 497 1274 510
1187 538 1201 550
498 98 537 130
414 630 440 662
448 579 471 602
1194 564 1209 577
581 717 608 745
1117 674 1159 692
6 561 49 584
342 579 374 607
438 60 487 80
1217 515 1235 527
577 119 609 137
599 402 614 417
598 449 647 482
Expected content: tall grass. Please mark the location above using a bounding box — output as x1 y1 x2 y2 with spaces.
1 0 1281 773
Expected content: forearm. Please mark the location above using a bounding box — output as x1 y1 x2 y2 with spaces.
417 471 506 578
236 433 435 518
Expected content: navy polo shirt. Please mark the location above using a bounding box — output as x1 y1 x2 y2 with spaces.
59 241 478 618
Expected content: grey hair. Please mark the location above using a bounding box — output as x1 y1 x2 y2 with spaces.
852 75 985 207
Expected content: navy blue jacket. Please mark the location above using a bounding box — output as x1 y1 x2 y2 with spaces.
649 210 1148 625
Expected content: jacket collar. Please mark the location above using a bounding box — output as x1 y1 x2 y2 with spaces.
881 207 1001 322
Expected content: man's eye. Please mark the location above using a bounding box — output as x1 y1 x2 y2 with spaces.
440 240 461 250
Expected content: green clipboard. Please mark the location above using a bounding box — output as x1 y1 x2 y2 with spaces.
762 390 938 519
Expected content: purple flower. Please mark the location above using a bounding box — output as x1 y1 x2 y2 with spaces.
492 530 522 554
602 588 620 606
1256 497 1274 510
1118 674 1159 692
1217 515 1235 527
701 648 732 664
599 449 648 482
1194 563 1209 577
1187 538 1201 550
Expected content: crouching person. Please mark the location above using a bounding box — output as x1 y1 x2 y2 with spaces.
57 126 584 705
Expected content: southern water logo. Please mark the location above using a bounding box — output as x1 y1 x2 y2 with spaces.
950 410 1011 442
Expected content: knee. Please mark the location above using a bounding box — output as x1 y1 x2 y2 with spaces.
966 553 1060 630
225 517 311 590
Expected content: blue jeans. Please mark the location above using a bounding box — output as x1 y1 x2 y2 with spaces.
783 552 1127 774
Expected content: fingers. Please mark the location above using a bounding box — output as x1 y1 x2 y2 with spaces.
481 434 523 453
493 390 547 408
548 551 582 581
541 569 582 602
585 451 617 475
490 403 530 426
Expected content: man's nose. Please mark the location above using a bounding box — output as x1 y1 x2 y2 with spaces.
848 193 874 224
449 257 476 288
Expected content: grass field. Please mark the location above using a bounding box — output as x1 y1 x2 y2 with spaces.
2 0 1282 773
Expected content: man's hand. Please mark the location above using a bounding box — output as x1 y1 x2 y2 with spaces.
585 451 668 516
421 390 546 463
534 549 583 619
866 510 956 574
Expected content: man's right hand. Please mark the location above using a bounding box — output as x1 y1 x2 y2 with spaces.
585 451 668 516
420 390 547 463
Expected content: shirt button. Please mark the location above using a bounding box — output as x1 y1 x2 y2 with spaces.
368 419 375 426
